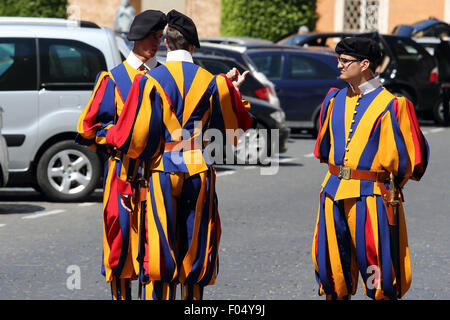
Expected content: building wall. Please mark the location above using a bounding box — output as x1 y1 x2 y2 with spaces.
68 0 141 29
185 0 221 37
388 0 446 32
316 0 335 33
68 0 450 37
316 0 450 33
140 0 185 15
68 0 119 28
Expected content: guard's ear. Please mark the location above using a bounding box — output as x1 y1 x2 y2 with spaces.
188 44 195 54
360 59 371 72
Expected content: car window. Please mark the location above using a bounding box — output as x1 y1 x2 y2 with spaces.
196 48 227 57
195 57 263 99
197 58 231 75
0 38 37 91
386 38 422 61
418 23 450 37
248 54 283 79
289 54 337 79
39 38 107 90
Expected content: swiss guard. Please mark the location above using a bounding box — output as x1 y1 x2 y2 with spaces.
76 10 167 300
312 37 429 300
98 9 255 300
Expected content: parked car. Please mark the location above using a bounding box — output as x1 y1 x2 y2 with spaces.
0 106 9 186
277 31 443 124
200 36 274 46
392 18 450 38
391 19 450 124
0 17 124 201
158 41 281 110
156 52 290 164
245 46 347 132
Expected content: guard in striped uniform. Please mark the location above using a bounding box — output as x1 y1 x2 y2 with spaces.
103 10 256 300
76 10 167 300
312 37 429 300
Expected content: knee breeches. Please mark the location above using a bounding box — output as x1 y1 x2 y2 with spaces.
312 192 411 300
139 167 221 297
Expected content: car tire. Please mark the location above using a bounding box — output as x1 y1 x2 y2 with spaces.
432 98 449 125
233 123 271 165
36 140 101 202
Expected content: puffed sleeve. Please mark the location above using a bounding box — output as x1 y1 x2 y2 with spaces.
313 88 340 162
106 74 163 160
76 71 116 150
378 96 429 186
209 74 256 146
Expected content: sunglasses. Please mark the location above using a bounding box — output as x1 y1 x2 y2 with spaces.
336 57 361 66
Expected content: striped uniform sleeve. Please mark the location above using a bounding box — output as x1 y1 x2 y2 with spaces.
313 88 340 162
378 96 429 186
209 74 256 146
76 71 116 150
106 74 163 160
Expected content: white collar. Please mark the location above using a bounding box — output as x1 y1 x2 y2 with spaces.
166 50 194 63
350 75 382 95
126 51 158 70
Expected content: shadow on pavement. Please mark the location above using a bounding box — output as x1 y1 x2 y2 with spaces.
0 203 45 215
0 189 103 203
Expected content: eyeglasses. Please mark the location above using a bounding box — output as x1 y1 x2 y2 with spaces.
337 57 361 66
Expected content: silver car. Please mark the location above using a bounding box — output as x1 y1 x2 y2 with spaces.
0 17 124 201
0 106 9 186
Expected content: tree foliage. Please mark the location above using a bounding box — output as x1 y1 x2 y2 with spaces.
0 0 68 18
221 0 318 42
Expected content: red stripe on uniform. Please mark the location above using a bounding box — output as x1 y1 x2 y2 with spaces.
365 206 378 269
106 74 144 148
220 74 255 131
83 76 109 132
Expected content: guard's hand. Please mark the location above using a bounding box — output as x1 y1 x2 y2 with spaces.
120 194 133 213
226 67 249 91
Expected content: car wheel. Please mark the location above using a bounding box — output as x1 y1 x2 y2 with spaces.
233 124 271 165
36 140 101 201
432 98 449 125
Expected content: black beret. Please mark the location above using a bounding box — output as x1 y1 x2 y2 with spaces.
167 9 200 48
127 10 167 41
335 37 382 64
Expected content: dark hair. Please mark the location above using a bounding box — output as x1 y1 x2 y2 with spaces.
165 26 190 51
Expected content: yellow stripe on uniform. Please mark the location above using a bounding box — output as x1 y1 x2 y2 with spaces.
345 90 393 169
151 172 178 282
146 175 162 280
128 83 155 159
164 61 185 100
215 76 239 141
324 195 348 298
179 171 207 283
183 67 214 127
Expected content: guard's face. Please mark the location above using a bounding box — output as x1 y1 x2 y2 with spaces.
138 29 164 59
337 54 363 81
